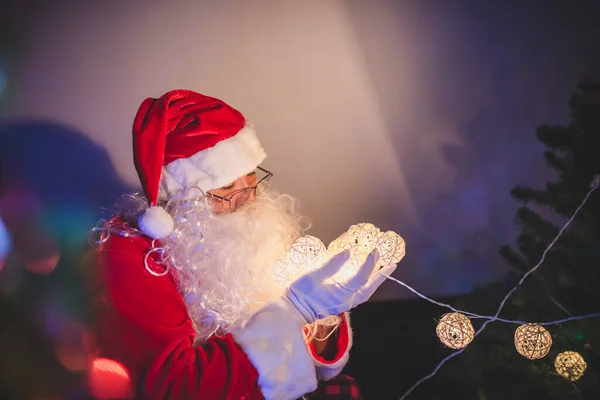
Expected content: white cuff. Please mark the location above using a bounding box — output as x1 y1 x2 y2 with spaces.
312 312 353 381
232 298 317 400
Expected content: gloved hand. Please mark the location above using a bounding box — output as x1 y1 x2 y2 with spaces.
282 248 396 324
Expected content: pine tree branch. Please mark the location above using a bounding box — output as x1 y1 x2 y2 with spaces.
543 150 568 174
499 245 529 273
536 124 576 152
539 277 573 316
516 207 559 238
510 185 547 205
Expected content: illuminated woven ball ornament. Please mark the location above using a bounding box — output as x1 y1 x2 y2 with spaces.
514 323 552 360
274 236 328 287
436 313 475 349
555 351 587 381
273 223 405 287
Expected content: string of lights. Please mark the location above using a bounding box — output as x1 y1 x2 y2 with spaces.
397 176 600 400
272 176 598 398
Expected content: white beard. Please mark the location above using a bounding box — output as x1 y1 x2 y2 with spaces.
160 191 308 342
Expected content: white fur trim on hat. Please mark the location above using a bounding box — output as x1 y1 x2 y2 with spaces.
138 206 175 239
159 124 267 199
232 299 317 400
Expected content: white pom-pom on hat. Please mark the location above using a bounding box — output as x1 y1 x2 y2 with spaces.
138 206 174 239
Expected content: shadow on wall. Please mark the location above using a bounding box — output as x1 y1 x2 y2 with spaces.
0 120 133 399
344 0 600 296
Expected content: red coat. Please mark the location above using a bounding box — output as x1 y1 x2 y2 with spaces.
86 217 352 400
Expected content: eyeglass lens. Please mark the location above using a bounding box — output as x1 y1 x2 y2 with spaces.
227 173 271 209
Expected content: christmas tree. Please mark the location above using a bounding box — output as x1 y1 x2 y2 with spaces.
446 80 600 399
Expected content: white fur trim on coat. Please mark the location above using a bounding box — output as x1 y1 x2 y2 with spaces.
232 299 317 400
311 312 353 381
159 124 267 198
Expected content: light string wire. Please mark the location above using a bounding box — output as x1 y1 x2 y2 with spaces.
380 273 600 326
394 176 600 400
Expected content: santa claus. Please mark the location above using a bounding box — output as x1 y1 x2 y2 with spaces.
86 90 395 400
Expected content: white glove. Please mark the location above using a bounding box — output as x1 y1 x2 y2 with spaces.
282 248 396 324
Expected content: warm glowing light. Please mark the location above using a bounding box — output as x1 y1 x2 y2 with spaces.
514 323 552 360
555 351 587 381
273 223 405 287
289 235 328 269
53 320 89 372
436 313 475 349
89 358 133 400
24 254 61 274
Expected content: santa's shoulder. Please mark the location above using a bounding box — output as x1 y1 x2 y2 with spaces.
89 217 162 279
100 217 154 254
84 216 190 328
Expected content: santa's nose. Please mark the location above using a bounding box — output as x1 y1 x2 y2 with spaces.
247 188 256 202
232 176 256 209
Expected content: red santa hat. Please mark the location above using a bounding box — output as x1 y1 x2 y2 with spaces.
132 89 266 239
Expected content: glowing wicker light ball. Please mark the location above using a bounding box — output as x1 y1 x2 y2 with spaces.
289 235 327 268
374 230 406 267
273 235 326 287
436 313 475 349
555 351 587 381
327 223 405 281
514 323 552 360
328 223 380 272
273 257 299 288
273 223 405 287
273 235 327 287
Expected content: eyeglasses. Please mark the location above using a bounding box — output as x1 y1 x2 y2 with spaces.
207 166 273 211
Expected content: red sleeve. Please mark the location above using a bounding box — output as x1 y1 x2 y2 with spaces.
90 233 263 400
